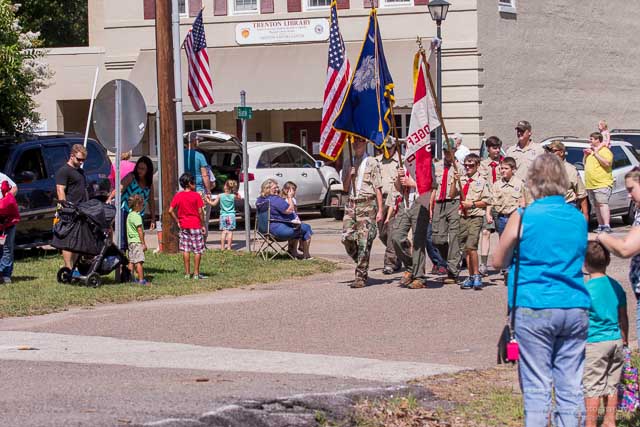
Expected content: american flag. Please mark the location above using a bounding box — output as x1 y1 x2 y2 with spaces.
184 10 214 111
319 1 350 161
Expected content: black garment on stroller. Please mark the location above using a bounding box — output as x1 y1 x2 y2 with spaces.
52 199 115 256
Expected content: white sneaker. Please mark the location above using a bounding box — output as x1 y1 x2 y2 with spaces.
479 264 488 277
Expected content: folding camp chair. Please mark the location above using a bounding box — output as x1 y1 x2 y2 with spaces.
253 201 295 260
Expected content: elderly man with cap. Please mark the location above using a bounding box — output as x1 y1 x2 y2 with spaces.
505 120 545 183
376 137 405 274
546 140 589 221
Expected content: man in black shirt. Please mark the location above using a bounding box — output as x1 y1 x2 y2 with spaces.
55 144 89 269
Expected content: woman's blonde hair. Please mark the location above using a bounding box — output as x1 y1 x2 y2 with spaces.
526 153 569 200
260 179 277 197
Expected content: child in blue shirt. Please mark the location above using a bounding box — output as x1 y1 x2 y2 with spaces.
583 240 629 427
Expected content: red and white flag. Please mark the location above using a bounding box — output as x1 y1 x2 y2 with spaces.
404 50 440 206
184 9 214 111
319 1 351 161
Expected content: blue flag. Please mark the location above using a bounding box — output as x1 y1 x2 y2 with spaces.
332 9 394 148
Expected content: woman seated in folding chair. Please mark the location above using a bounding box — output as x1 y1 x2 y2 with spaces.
256 179 313 259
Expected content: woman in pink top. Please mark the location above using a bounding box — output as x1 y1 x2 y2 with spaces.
109 151 137 188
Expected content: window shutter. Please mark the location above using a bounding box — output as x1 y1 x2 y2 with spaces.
261 0 274 13
414 0 428 5
143 0 156 19
363 0 378 7
214 0 227 15
189 0 203 16
336 0 349 9
287 0 302 13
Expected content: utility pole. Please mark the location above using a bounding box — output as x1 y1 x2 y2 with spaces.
155 0 179 253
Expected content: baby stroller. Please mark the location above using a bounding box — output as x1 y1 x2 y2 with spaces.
52 199 130 287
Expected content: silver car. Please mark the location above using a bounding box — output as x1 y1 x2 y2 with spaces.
540 138 640 224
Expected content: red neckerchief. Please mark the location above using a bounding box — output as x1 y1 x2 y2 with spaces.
438 164 450 201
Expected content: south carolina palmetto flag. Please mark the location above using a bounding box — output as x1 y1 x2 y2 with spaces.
404 49 440 206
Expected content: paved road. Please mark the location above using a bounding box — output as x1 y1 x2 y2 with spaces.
0 214 636 425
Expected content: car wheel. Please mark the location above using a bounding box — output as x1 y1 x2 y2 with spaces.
56 267 72 284
623 202 637 225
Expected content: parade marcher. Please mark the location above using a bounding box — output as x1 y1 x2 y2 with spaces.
458 153 491 290
478 136 504 276
341 138 384 288
426 154 448 275
55 144 89 271
596 167 640 350
505 120 545 184
376 137 403 274
584 131 614 233
490 157 525 236
431 144 462 284
493 153 591 426
391 161 429 290
546 140 589 221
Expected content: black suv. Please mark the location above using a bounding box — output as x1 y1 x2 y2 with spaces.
0 133 112 249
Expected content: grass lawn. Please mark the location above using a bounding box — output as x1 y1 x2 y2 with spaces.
0 249 336 318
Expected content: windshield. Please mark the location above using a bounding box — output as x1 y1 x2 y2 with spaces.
564 147 585 166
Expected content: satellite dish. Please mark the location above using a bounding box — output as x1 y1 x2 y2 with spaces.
92 79 147 153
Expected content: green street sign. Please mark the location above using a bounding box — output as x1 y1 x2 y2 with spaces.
236 106 253 120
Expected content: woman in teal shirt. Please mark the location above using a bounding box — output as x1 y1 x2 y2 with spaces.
494 153 590 427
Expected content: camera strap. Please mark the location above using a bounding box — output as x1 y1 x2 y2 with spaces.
509 208 525 341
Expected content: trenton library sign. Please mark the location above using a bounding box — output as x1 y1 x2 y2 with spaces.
235 18 330 45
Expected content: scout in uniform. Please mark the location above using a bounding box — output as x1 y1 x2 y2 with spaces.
430 145 462 284
546 140 589 221
490 157 525 236
458 153 491 290
376 137 403 274
478 136 504 276
505 120 545 184
341 138 384 288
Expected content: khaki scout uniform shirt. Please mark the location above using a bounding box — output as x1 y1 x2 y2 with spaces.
505 142 545 181
459 171 490 217
564 161 587 203
480 157 503 185
376 154 400 207
433 160 460 201
347 156 382 198
490 176 525 215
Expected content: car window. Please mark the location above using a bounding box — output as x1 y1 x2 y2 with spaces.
84 142 105 171
564 147 584 166
258 147 296 168
289 147 315 168
0 150 8 172
42 145 69 179
611 146 631 169
611 135 640 150
13 148 46 182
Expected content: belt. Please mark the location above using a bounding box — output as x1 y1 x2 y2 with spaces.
436 198 458 204
497 212 514 218
349 195 376 203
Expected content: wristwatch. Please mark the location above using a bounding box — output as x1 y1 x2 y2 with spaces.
471 201 476 209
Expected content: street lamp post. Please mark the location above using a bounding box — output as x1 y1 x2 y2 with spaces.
428 0 450 159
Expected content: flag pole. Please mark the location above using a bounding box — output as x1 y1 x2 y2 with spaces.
419 42 464 205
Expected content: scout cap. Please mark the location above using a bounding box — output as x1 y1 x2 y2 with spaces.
515 120 532 131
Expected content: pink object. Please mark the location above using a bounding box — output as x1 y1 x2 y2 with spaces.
0 181 20 229
109 160 137 188
506 341 520 361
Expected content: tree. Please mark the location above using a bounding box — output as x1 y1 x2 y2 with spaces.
13 0 88 47
0 0 52 134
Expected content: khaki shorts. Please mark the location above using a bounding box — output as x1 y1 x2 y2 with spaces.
587 187 612 206
458 216 483 251
583 339 624 397
128 242 145 264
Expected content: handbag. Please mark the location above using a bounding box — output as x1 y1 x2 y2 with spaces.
497 209 524 364
617 346 640 412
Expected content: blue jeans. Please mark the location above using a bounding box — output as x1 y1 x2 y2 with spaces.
496 215 509 236
426 222 446 268
0 225 16 278
515 307 588 427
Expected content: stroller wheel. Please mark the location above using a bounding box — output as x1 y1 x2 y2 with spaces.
57 267 72 284
86 273 101 288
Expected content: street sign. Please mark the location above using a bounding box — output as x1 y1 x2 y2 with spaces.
236 106 253 120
